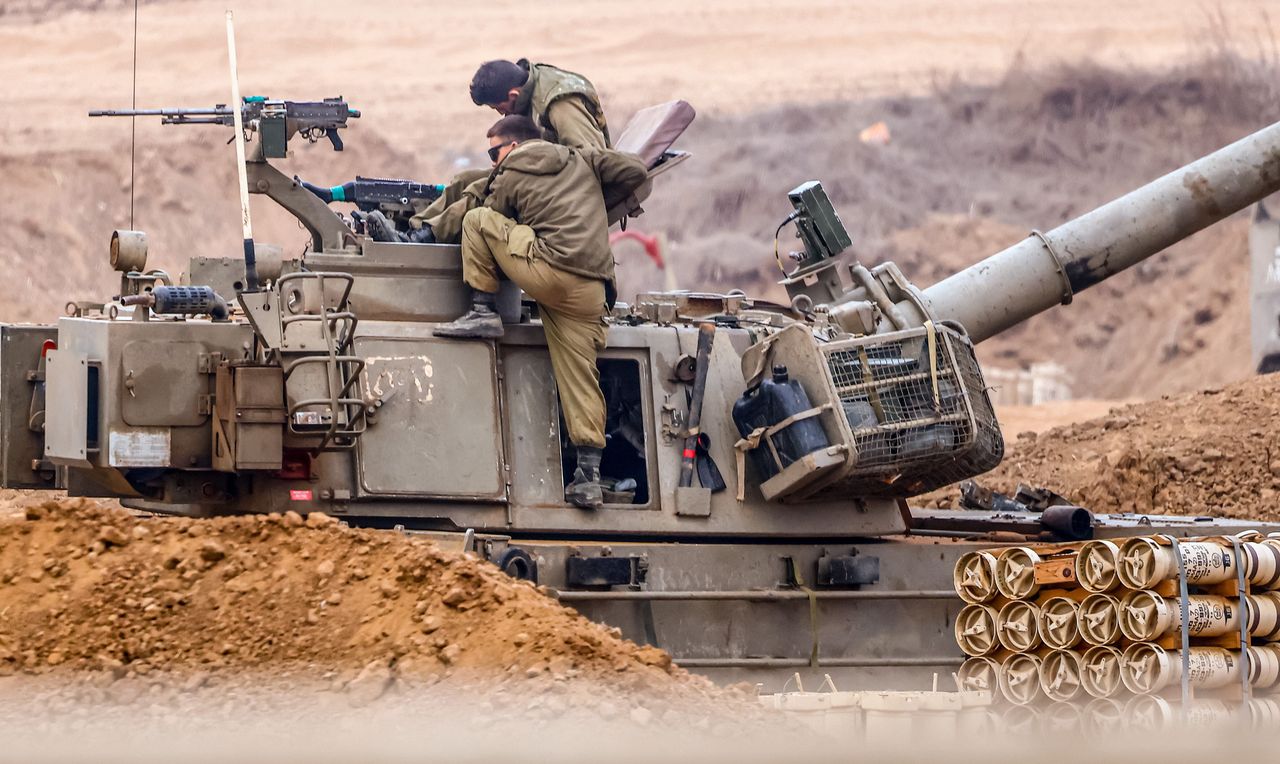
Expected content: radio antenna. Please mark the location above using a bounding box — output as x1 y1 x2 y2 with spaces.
225 10 259 291
128 0 139 228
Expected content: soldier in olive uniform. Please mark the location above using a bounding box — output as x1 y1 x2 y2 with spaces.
366 59 611 244
433 115 647 509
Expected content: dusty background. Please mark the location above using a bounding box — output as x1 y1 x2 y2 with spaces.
2 1 1280 403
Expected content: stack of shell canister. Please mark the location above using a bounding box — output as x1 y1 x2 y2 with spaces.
952 533 1280 732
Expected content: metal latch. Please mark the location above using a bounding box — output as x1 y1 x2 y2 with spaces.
197 352 226 373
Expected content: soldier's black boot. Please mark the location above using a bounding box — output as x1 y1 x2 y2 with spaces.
406 224 436 244
565 446 604 510
363 210 408 243
432 290 504 339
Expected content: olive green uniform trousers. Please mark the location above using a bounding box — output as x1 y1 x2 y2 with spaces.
461 207 607 449
409 168 490 242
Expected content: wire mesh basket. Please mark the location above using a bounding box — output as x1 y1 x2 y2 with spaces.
741 323 1003 501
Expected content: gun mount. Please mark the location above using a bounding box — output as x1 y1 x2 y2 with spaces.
93 96 362 254
7 95 1280 691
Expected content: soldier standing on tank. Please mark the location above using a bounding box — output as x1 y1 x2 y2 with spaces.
365 59 610 244
432 115 646 509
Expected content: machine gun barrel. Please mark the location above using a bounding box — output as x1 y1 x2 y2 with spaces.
89 107 229 117
920 119 1280 343
88 97 359 151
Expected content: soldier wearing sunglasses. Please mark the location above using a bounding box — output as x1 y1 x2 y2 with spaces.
433 115 646 510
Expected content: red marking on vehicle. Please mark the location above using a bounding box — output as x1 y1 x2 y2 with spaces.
289 489 313 501
273 449 313 480
40 340 57 358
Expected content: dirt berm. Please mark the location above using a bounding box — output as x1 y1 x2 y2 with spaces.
922 373 1280 521
0 500 766 728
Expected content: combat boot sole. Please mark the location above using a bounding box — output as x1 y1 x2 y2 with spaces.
433 311 505 340
565 466 604 510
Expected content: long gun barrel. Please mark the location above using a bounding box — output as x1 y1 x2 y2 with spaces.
919 119 1280 343
89 107 232 121
89 97 360 152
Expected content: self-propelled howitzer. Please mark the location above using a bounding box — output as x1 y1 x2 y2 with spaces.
4 101 1280 690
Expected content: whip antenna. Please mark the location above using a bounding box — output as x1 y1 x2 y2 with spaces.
225 10 259 291
128 0 138 228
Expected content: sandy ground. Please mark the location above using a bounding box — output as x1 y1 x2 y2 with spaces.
994 399 1136 436
924 373 1280 518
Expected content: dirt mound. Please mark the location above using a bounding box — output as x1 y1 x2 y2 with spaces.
921 373 1280 521
0 500 759 724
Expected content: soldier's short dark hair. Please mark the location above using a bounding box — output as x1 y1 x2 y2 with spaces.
486 115 543 143
470 60 529 106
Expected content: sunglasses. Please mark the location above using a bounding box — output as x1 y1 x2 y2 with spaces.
488 141 516 162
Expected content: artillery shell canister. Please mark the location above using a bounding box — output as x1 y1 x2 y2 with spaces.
1245 538 1280 589
998 652 1044 706
1075 539 1122 593
1116 537 1280 591
1117 590 1239 642
1082 697 1126 735
995 547 1042 601
1247 696 1280 728
1246 644 1280 691
1080 644 1127 699
1041 702 1084 735
1255 591 1280 640
1038 596 1082 650
1124 695 1238 731
1039 649 1087 703
1118 590 1280 642
1120 643 1243 695
999 704 1042 737
955 604 1001 657
957 656 1003 694
997 600 1042 653
1116 538 1237 590
954 550 1000 604
1076 593 1122 646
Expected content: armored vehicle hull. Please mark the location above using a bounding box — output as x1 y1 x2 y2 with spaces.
8 100 1280 691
